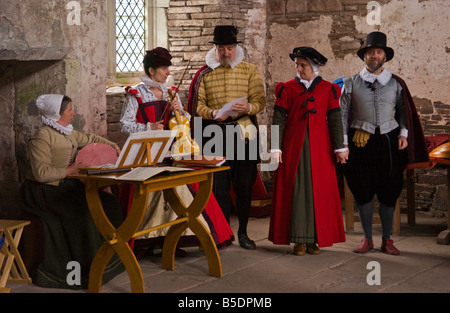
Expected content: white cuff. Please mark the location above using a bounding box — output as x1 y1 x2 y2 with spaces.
335 147 348 153
399 128 408 139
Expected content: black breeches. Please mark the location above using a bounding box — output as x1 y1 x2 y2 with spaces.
344 128 407 207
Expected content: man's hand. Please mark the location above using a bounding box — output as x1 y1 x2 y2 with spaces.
212 109 228 121
398 136 408 150
232 101 250 114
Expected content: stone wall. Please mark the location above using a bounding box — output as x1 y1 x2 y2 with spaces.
0 0 110 218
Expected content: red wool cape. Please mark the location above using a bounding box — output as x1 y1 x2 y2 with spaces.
269 78 346 247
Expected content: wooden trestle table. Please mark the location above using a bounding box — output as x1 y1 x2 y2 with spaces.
405 157 450 244
71 166 229 293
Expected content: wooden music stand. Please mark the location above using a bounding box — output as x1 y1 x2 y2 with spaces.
114 130 176 169
116 137 171 168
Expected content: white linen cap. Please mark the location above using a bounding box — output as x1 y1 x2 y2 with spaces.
36 94 64 121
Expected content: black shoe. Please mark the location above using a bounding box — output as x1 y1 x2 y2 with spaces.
238 234 256 250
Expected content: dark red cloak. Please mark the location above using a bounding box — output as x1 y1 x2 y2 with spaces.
269 77 346 247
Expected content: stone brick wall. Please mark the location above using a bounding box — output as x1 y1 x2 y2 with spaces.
167 0 261 102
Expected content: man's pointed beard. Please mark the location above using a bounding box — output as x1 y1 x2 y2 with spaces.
366 59 385 72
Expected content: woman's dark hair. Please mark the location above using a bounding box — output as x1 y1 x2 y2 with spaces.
143 54 156 77
143 47 172 77
60 96 72 114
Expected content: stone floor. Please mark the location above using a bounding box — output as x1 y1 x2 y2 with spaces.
7 211 450 294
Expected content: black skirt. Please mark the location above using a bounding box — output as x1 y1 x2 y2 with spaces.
20 179 125 289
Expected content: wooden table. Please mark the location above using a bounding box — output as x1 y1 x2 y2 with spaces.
72 166 228 293
406 157 450 244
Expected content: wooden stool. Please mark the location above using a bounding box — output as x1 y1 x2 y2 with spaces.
344 178 401 235
0 220 32 293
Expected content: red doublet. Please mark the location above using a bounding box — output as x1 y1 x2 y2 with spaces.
269 78 346 247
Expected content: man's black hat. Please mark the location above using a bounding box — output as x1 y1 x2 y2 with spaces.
289 47 328 66
210 25 241 45
357 31 394 62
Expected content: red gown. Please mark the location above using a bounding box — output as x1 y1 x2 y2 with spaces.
269 77 345 247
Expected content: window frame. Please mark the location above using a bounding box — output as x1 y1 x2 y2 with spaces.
107 0 169 85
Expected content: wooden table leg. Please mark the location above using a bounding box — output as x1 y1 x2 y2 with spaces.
162 174 222 277
448 167 450 231
406 169 416 226
85 181 149 293
0 220 31 292
437 168 450 245
344 178 354 233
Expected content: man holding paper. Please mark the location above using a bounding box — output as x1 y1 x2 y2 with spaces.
188 25 266 250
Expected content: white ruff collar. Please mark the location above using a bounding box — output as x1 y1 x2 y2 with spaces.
141 75 168 90
359 67 392 86
297 74 319 89
205 46 245 70
42 116 73 135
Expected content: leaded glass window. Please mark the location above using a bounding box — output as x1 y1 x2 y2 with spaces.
116 0 146 72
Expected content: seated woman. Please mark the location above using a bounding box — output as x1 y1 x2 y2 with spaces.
120 47 234 253
20 94 125 289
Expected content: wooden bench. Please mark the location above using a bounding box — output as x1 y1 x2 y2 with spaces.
0 220 32 293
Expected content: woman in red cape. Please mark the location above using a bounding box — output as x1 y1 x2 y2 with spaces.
269 47 347 255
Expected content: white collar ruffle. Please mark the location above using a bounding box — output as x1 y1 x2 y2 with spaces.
359 67 392 86
140 75 168 90
42 116 73 135
297 73 319 89
205 45 245 70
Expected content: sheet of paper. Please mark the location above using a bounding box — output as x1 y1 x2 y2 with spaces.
214 97 247 120
118 166 192 181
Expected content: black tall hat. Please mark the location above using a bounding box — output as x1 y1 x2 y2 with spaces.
289 47 328 66
357 31 394 62
209 25 241 45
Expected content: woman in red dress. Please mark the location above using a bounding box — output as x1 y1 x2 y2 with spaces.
269 47 347 255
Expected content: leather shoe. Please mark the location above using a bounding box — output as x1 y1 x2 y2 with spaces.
293 243 306 255
381 239 400 255
306 243 320 255
238 234 256 250
353 238 374 253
